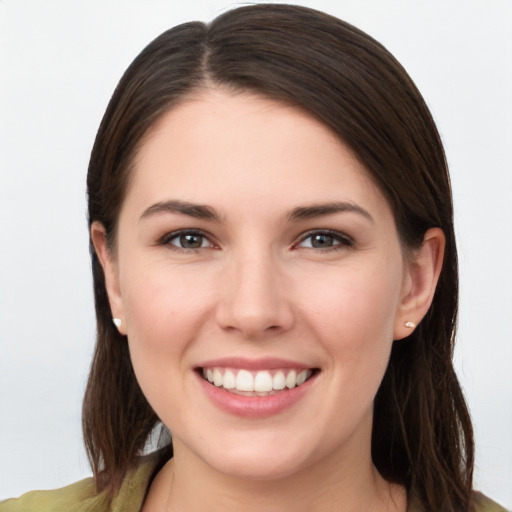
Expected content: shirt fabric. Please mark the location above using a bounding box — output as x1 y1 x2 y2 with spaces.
0 453 507 512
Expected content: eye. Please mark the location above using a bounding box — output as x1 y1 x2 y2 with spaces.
161 230 214 250
297 230 354 250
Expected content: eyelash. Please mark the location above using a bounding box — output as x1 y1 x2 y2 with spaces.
159 229 216 253
159 229 354 253
295 229 355 252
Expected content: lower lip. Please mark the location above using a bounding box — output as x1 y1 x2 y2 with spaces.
196 371 317 418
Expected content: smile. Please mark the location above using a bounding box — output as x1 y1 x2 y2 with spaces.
201 367 315 396
195 358 320 417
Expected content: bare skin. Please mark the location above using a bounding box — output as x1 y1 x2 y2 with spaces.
93 89 443 512
142 442 408 512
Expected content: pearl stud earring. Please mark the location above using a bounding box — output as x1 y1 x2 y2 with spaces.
404 321 416 329
113 318 122 329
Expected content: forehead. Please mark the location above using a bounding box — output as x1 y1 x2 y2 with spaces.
124 90 391 222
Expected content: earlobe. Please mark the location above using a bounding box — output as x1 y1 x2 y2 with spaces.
394 228 445 340
91 222 126 335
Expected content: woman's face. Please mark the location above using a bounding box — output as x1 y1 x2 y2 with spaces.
99 90 418 480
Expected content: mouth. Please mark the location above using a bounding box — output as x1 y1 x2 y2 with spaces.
197 367 319 397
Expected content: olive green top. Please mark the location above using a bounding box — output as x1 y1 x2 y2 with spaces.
1 454 508 512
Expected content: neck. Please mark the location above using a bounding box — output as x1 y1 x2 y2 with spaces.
168 457 403 512
146 430 406 512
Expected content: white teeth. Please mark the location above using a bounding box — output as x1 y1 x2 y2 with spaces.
296 370 308 386
202 367 313 393
254 371 273 392
236 370 254 392
285 370 297 389
213 368 223 387
272 371 286 390
223 370 236 389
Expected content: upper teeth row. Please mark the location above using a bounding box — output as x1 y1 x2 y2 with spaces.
203 368 312 392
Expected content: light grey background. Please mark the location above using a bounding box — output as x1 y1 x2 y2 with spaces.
1 0 511 507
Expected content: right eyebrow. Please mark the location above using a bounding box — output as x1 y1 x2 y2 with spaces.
287 201 374 223
140 200 221 222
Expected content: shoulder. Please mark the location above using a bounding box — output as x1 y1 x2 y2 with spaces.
0 451 164 512
406 491 508 512
0 477 106 512
473 492 509 512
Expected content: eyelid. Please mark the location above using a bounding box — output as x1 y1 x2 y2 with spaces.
294 229 355 249
159 228 217 249
157 228 354 252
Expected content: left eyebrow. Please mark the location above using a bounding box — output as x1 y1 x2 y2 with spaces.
140 200 221 221
287 201 374 223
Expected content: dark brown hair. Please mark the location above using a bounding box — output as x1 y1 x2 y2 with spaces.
84 4 474 510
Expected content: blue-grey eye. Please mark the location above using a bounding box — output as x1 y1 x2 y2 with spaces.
168 232 210 249
310 233 335 248
298 231 352 249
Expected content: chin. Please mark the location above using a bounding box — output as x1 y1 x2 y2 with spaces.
178 426 320 482
207 449 310 482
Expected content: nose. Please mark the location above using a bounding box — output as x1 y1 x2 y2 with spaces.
215 251 295 339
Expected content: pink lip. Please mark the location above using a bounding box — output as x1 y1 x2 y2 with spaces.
197 357 312 371
195 368 318 418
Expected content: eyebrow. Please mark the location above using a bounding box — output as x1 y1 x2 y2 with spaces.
287 201 374 223
140 200 220 221
140 199 373 224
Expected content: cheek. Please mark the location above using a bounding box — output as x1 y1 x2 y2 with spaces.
301 258 403 378
121 261 212 345
118 264 215 407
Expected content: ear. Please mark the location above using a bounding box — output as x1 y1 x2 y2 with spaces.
91 221 127 335
394 227 445 340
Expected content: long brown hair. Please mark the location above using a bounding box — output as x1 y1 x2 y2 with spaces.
84 4 474 510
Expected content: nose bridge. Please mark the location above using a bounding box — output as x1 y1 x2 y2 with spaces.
216 245 293 338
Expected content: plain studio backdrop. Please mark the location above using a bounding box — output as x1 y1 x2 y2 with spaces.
0 0 511 506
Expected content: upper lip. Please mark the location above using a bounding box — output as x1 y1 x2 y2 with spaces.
197 357 315 371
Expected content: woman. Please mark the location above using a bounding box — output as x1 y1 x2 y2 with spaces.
1 4 507 512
